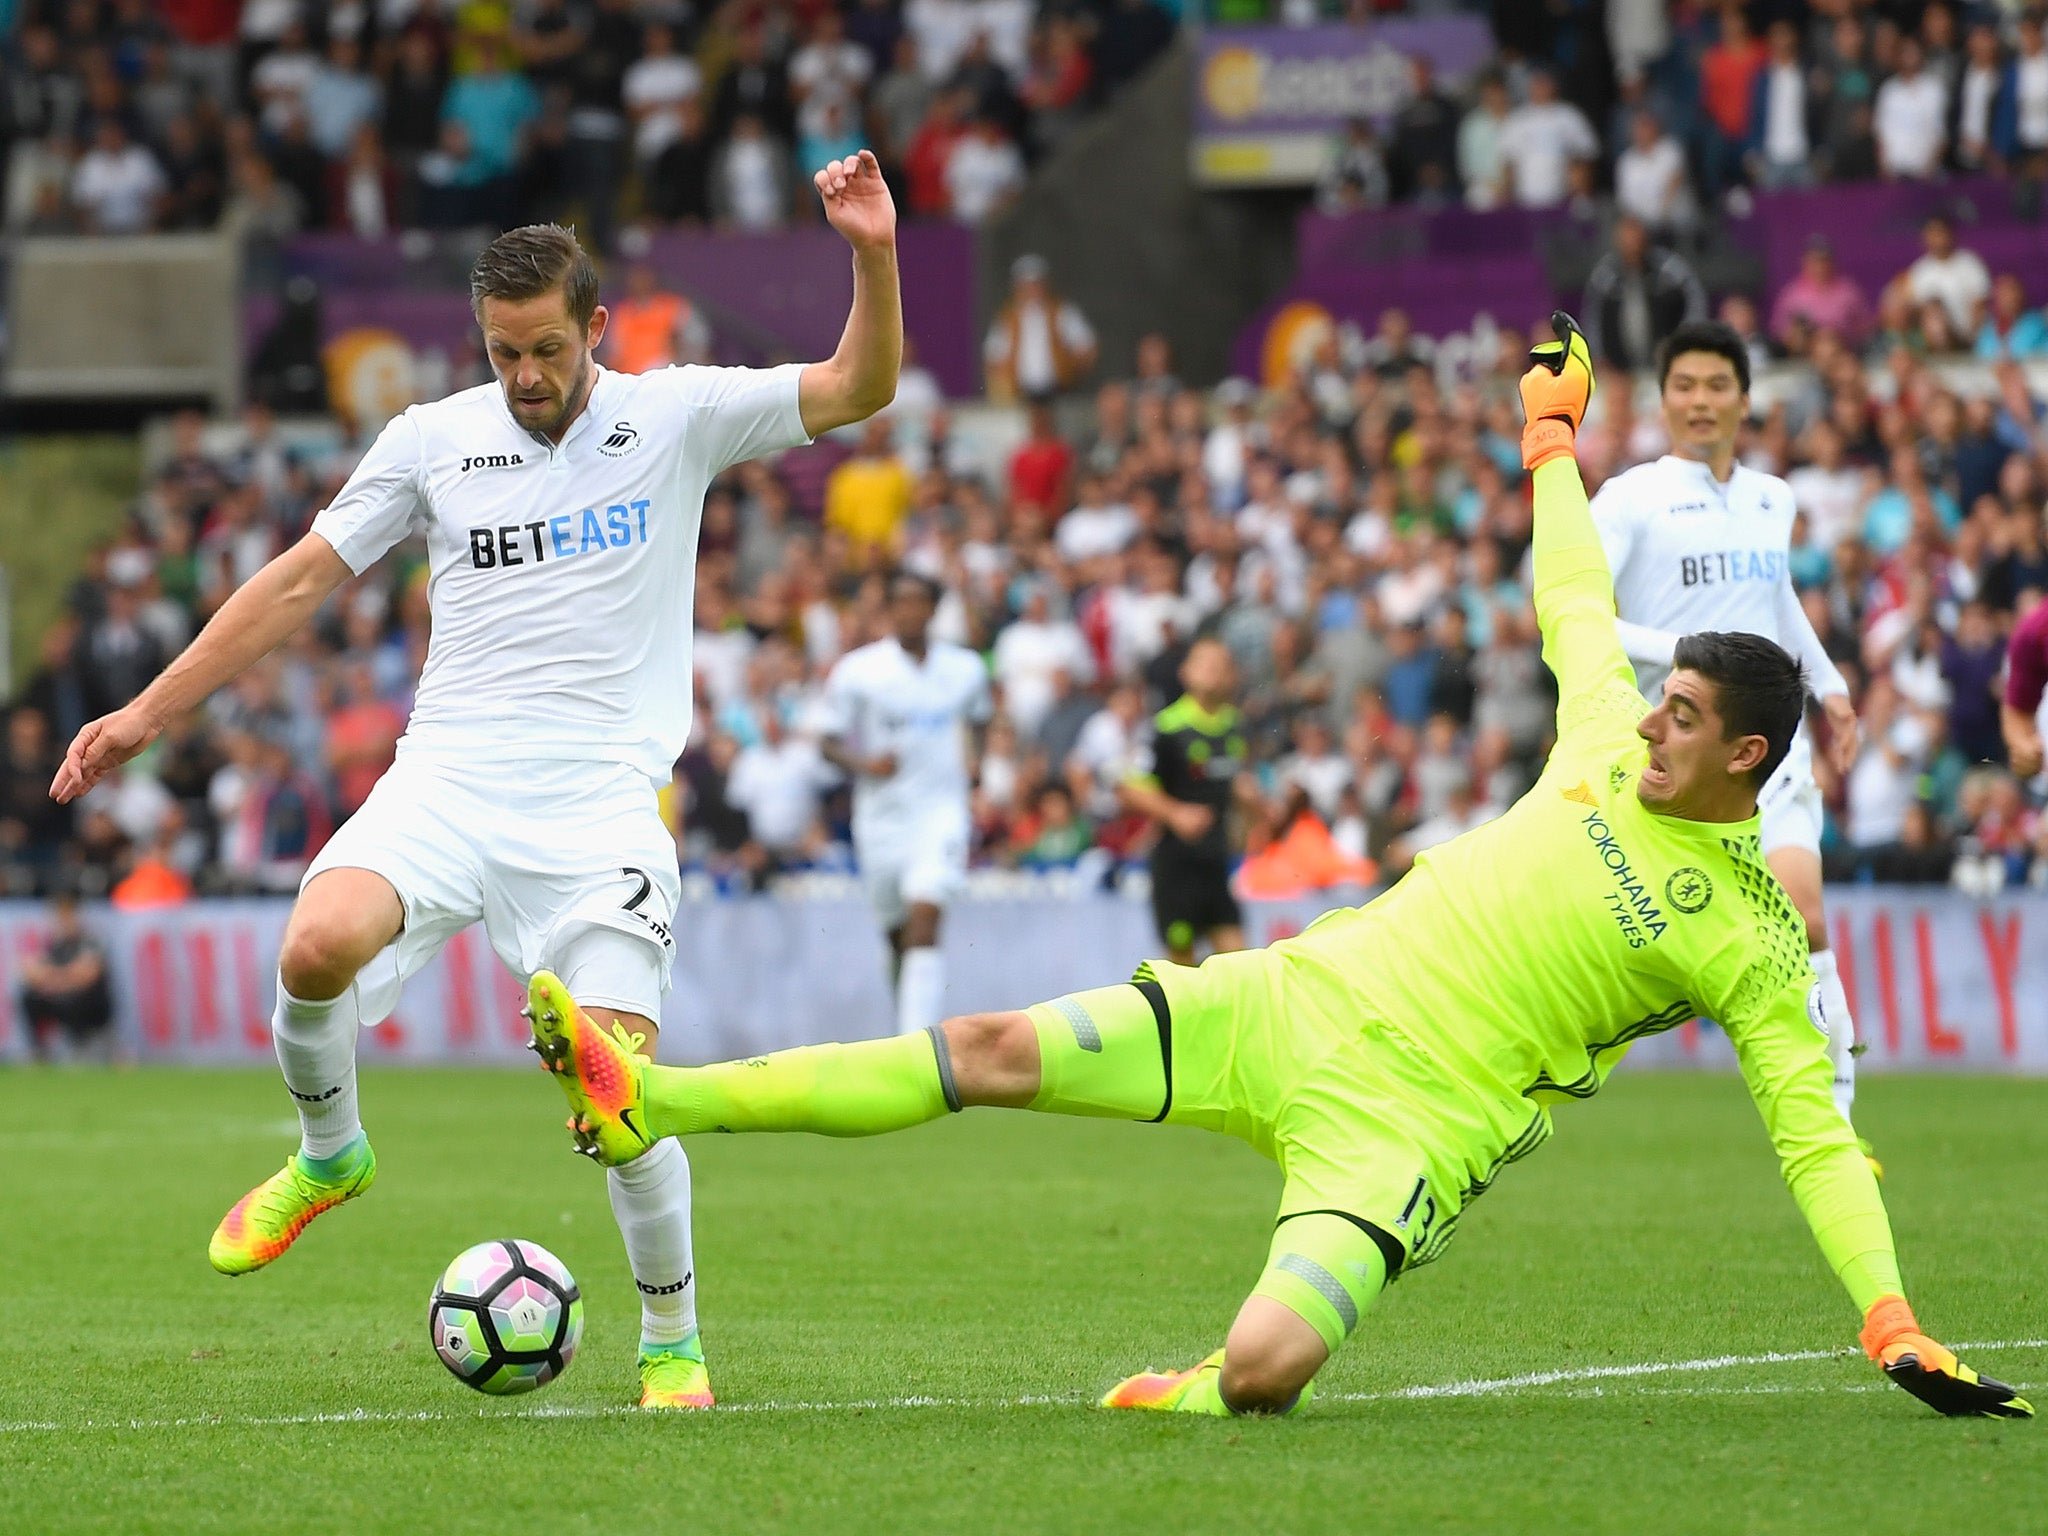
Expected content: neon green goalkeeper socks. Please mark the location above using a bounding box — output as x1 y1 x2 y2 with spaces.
644 1029 960 1139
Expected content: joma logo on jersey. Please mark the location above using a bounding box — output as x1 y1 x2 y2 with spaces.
1580 809 1668 948
598 422 640 457
467 499 652 569
460 453 524 472
1680 549 1786 587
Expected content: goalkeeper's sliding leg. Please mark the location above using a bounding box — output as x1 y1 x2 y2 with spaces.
529 962 1412 1415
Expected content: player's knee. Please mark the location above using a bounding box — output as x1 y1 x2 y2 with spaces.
278 910 383 1000
1769 867 1827 950
901 902 942 949
939 1011 1039 1106
1218 1348 1313 1415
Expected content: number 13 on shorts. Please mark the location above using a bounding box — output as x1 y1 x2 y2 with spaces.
1396 1175 1437 1252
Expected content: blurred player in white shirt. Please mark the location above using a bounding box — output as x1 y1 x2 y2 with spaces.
50 152 905 1409
820 573 993 1038
1590 320 1876 1172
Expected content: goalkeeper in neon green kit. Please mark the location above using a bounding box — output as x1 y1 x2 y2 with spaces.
528 315 2029 1421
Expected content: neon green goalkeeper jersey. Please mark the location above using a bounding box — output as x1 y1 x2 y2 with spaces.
1283 459 1902 1313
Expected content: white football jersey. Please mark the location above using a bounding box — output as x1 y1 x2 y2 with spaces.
1591 454 1848 704
311 362 809 783
818 637 992 831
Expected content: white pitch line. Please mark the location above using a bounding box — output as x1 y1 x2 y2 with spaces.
2 1340 2039 1434
1332 1338 2048 1403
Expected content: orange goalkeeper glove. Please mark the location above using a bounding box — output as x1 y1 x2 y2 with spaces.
1519 310 1596 470
1860 1295 2033 1418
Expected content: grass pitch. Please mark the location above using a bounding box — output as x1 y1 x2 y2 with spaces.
4 1067 2042 1535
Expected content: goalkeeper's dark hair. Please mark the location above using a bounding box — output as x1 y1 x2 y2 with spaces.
1655 320 1751 395
469 224 599 329
1673 631 1806 788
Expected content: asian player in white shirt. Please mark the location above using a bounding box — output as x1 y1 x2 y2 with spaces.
1590 320 1877 1175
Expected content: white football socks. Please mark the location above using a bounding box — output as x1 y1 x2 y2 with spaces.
896 946 946 1038
1812 947 1858 1125
271 979 363 1160
607 1137 698 1348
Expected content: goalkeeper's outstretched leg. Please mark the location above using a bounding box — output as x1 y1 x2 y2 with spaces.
532 969 1385 1414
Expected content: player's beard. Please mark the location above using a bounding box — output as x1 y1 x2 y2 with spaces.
510 352 594 441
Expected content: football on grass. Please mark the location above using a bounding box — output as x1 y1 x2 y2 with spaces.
429 1239 584 1395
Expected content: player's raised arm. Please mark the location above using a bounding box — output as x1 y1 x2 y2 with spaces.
49 531 352 803
799 150 902 438
1722 962 2031 1418
1520 314 1639 742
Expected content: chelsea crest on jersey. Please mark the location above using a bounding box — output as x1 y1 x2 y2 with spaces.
311 362 810 782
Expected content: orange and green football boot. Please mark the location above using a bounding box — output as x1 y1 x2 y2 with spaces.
1101 1349 1314 1416
208 1137 376 1275
526 970 657 1166
639 1339 715 1410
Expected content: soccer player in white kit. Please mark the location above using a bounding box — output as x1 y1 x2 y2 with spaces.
49 152 904 1407
819 572 992 1037
1590 320 1876 1170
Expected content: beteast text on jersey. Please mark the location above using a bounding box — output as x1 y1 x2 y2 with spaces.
1679 548 1787 587
467 501 653 569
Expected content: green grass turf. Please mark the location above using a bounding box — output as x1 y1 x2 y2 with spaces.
2 1068 2041 1535
0 434 140 693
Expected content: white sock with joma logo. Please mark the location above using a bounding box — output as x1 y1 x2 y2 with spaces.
608 1137 698 1348
271 979 363 1160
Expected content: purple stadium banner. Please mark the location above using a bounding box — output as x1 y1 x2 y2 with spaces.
1192 18 1494 186
1232 176 2048 383
4 890 2047 1070
248 222 981 404
1739 176 2048 322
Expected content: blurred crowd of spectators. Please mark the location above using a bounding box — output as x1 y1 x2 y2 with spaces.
5 7 2048 907
1317 2 2048 218
0 0 1179 246
7 218 2048 904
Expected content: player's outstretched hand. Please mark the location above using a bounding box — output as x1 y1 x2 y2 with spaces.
814 149 896 253
49 705 161 805
1861 1297 2034 1419
1519 310 1596 471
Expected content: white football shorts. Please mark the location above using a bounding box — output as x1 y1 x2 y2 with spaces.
1757 734 1823 859
304 752 681 1020
854 807 970 929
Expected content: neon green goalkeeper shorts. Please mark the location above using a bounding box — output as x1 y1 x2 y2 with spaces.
1024 947 1547 1273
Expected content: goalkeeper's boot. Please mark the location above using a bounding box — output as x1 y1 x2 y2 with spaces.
208 1135 376 1275
638 1337 715 1411
1101 1349 1314 1416
1861 1296 2032 1418
526 970 657 1167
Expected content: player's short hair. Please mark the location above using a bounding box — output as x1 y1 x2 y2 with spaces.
1655 320 1751 396
469 224 599 330
888 569 942 606
1672 631 1806 789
